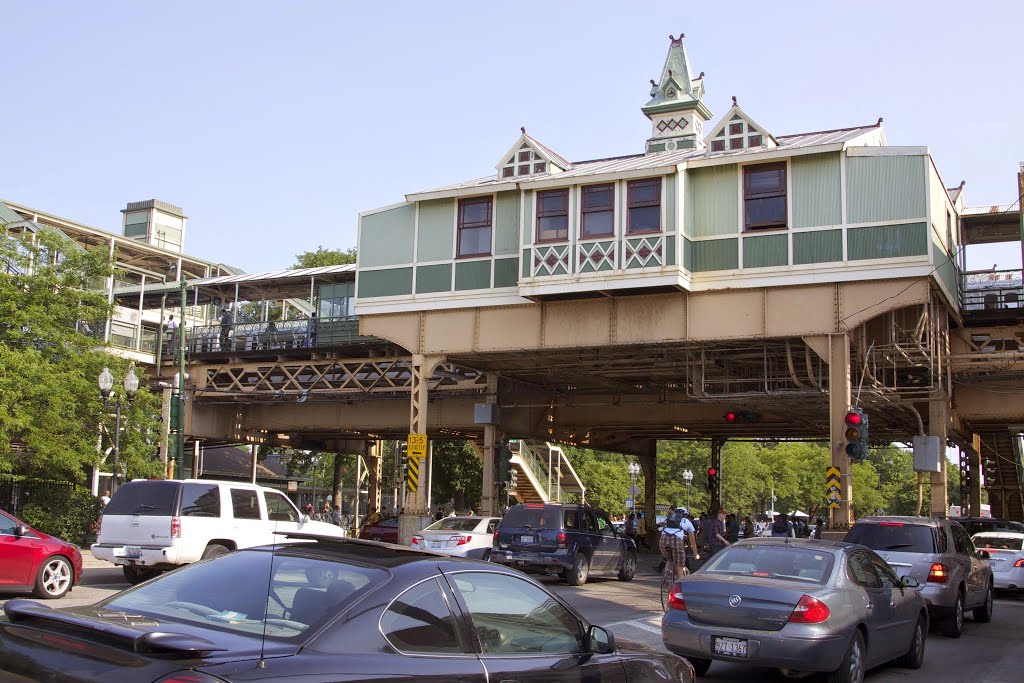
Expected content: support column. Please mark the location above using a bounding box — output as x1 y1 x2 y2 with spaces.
366 440 381 514
710 438 724 513
249 444 258 484
400 354 441 544
929 398 950 517
970 434 983 517
638 440 657 549
829 333 854 528
481 374 499 516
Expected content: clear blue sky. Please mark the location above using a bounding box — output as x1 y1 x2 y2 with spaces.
2 1 1021 273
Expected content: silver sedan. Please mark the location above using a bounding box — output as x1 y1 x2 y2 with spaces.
410 516 502 560
662 539 928 683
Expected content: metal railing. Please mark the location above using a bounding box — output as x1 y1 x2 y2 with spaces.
183 315 368 354
961 269 1024 313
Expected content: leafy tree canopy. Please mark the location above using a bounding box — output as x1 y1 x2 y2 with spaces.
293 246 357 268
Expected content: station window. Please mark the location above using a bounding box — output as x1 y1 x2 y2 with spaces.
743 162 787 231
627 178 661 234
581 184 614 238
536 189 569 242
457 197 492 257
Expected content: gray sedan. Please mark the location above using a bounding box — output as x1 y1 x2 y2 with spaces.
662 539 928 683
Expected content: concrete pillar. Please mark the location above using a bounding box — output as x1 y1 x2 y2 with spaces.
481 374 499 516
970 434 983 517
828 333 854 528
399 354 441 544
366 440 381 514
638 440 657 547
929 398 950 517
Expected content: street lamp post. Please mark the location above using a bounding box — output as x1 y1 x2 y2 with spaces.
98 366 139 493
627 462 640 510
683 469 693 510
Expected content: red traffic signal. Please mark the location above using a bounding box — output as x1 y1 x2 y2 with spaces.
707 467 717 477
724 410 760 424
725 412 737 423
844 411 862 426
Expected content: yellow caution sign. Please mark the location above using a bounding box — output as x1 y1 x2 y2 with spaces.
408 433 428 461
826 466 841 508
406 453 420 493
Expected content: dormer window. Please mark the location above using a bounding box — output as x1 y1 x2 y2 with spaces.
502 146 550 178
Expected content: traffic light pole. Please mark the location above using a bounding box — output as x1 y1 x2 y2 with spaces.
709 438 723 513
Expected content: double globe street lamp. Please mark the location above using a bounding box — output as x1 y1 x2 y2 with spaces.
683 468 693 510
627 461 640 511
98 366 139 493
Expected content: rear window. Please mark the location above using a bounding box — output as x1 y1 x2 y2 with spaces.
104 480 180 516
845 523 936 553
973 535 1024 551
502 506 561 530
703 544 835 584
427 518 479 532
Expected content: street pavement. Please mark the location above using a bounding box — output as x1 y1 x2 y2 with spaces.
2 548 1022 682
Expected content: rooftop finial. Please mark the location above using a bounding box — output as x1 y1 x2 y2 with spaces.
698 71 704 78
959 180 966 188
876 117 883 126
669 34 675 41
732 95 738 107
650 79 657 87
521 126 526 135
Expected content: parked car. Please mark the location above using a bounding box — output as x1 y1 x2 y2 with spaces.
844 516 994 637
662 538 928 680
0 535 696 683
971 531 1024 592
411 516 501 559
491 502 637 585
952 516 1024 537
0 508 83 599
358 515 400 543
92 478 344 584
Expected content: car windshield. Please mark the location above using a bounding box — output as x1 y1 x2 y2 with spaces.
427 518 480 532
99 548 385 641
973 535 1024 551
845 523 937 553
702 544 835 583
103 480 180 516
503 506 558 530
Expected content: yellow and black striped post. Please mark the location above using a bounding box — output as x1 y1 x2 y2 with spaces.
406 453 420 494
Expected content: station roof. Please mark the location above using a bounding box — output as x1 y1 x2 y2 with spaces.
961 204 1021 245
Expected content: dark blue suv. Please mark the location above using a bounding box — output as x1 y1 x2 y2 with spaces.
491 503 637 585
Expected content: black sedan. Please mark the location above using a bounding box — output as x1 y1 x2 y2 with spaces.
0 534 695 682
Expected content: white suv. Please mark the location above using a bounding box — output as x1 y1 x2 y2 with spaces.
92 478 344 583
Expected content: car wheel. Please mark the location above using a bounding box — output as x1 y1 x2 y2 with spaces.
567 554 590 586
973 581 993 623
618 551 637 581
826 630 865 683
122 565 160 585
897 614 926 669
201 543 230 560
941 591 964 638
33 556 73 599
688 657 711 677
482 549 492 562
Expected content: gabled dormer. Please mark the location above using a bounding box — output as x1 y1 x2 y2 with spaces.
642 34 713 154
497 128 572 179
705 97 778 153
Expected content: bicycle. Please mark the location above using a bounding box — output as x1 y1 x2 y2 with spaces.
660 558 691 612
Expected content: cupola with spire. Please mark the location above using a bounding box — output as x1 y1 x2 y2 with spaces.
642 34 713 154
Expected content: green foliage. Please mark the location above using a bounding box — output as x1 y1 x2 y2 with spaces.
293 246 357 268
19 485 102 547
0 230 164 482
430 441 482 511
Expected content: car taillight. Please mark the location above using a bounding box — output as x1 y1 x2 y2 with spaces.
453 535 470 546
557 532 567 548
493 529 499 546
927 563 949 583
1014 558 1024 568
154 672 228 683
788 595 830 624
411 535 423 545
667 582 686 611
170 516 181 539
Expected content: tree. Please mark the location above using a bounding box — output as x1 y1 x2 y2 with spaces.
293 246 357 268
0 229 163 482
430 441 482 511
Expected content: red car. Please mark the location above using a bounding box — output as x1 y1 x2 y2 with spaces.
0 508 83 599
358 516 400 543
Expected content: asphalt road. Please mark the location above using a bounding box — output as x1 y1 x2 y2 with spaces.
2 561 1021 682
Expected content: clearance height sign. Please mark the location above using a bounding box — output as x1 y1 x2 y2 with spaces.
406 434 428 493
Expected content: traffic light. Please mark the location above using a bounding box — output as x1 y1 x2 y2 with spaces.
707 466 719 492
724 410 760 424
844 409 869 461
398 442 408 474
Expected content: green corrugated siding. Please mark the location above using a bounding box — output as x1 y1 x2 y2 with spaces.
522 192 534 245
793 230 842 265
691 238 738 272
495 191 519 256
360 204 416 267
415 264 452 294
665 235 676 266
743 234 788 268
493 258 519 288
686 166 738 238
683 237 692 271
417 200 454 262
848 222 928 261
455 260 491 290
932 236 959 302
846 155 927 224
521 248 530 277
792 153 841 228
358 268 413 298
665 174 677 231
681 173 692 238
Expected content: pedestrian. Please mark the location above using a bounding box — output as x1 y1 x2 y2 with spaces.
331 504 343 526
321 501 331 521
306 311 319 348
726 513 740 543
219 308 232 351
770 512 796 538
624 512 638 548
100 489 111 507
742 515 755 539
636 511 651 549
304 503 314 519
707 507 730 556
165 314 178 353
814 517 825 539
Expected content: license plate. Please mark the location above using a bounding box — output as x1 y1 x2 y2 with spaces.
520 534 534 543
713 636 748 657
123 546 142 559
429 541 443 549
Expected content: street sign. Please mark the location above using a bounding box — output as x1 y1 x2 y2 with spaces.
408 433 428 461
407 453 420 493
826 484 841 495
628 484 641 496
826 466 841 509
625 497 634 508
826 467 841 484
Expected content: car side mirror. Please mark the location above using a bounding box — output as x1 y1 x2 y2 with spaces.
977 549 991 560
301 514 310 524
14 524 28 537
901 575 921 589
587 625 615 655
